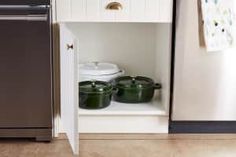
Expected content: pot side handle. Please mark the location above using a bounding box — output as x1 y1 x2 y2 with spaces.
112 87 119 94
154 83 162 90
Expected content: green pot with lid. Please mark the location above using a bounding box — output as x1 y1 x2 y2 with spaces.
111 76 162 103
79 81 113 109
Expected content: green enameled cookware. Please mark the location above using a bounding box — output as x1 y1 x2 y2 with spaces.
79 81 113 109
111 76 161 103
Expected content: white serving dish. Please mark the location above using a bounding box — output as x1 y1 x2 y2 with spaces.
78 62 124 82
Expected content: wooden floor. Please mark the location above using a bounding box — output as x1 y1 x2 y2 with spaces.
80 134 236 157
1 134 236 157
0 137 76 157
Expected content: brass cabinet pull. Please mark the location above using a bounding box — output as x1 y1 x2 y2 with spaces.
67 44 74 50
106 2 123 10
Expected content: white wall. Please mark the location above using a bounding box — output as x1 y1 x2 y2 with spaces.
173 0 236 120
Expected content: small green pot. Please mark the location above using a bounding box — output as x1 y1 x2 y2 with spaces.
112 76 161 103
79 81 113 109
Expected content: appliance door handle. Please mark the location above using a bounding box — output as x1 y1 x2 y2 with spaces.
0 5 50 9
0 14 48 21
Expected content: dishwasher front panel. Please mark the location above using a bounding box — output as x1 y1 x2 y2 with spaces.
0 6 52 128
0 0 50 5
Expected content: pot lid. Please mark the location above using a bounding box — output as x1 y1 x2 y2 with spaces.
79 81 112 93
113 76 154 89
79 62 120 76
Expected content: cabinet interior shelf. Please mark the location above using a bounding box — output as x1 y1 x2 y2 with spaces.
78 100 167 116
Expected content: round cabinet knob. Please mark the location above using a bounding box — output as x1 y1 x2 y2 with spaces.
106 2 123 10
67 44 74 50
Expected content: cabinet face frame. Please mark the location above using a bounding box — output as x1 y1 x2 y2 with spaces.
59 22 172 133
56 0 71 22
54 0 174 153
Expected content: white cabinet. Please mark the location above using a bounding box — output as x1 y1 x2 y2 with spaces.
130 0 145 21
55 1 173 155
86 0 100 21
71 0 86 21
56 0 173 22
58 22 172 134
145 0 159 21
59 24 79 155
56 0 71 22
159 0 173 22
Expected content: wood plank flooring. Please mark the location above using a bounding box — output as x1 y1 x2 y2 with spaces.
80 134 236 157
0 138 76 157
1 134 236 157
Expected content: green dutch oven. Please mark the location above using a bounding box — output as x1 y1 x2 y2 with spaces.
112 76 161 103
79 81 113 109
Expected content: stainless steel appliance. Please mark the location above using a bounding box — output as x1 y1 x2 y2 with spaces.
0 0 52 140
170 0 236 133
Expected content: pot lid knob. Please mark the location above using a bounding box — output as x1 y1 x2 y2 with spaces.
91 81 96 88
131 77 136 84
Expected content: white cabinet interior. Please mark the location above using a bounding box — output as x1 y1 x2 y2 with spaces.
56 0 173 22
60 23 172 133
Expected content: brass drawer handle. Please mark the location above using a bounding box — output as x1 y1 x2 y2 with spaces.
106 2 123 10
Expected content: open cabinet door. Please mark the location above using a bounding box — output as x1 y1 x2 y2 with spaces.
59 24 79 155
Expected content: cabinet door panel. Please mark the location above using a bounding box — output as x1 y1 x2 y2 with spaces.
146 0 159 22
130 0 145 21
71 0 86 21
59 24 79 155
100 0 116 21
115 0 130 22
159 0 173 22
56 0 173 22
86 0 100 21
56 0 71 22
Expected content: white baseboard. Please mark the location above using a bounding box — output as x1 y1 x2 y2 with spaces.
78 115 169 133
